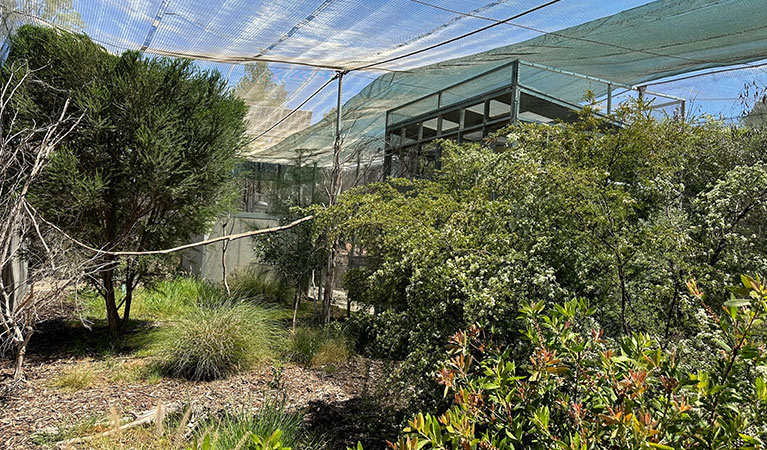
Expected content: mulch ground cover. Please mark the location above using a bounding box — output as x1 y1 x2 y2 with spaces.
0 314 397 449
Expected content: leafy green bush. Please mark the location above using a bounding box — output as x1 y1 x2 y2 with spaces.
153 301 283 380
11 25 248 339
288 326 350 368
320 106 767 408
375 276 767 450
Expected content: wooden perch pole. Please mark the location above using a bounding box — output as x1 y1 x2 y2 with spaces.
35 210 313 257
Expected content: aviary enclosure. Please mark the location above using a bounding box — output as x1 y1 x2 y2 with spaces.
2 1 767 449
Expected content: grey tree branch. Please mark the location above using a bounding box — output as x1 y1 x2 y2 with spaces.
33 210 314 256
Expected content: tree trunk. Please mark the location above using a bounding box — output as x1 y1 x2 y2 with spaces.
13 327 33 381
222 238 230 296
221 217 232 296
315 269 322 318
292 284 301 331
322 245 336 324
102 264 121 339
616 261 631 335
120 284 134 334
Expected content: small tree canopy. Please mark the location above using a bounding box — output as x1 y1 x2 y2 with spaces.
234 62 288 106
8 25 248 337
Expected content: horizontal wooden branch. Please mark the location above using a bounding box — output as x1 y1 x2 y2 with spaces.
33 207 313 257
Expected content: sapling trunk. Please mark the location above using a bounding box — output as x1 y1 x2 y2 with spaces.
322 245 336 324
102 265 122 339
292 284 301 331
13 327 33 381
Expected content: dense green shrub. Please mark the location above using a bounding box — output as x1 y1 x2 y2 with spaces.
358 276 767 450
320 105 767 407
8 25 248 338
153 301 282 380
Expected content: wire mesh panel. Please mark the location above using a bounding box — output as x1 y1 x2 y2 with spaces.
3 0 767 166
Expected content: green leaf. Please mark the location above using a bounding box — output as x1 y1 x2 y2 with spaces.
649 444 676 450
724 298 751 308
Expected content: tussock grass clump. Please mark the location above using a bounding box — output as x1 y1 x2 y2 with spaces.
101 357 161 384
192 397 327 450
289 326 350 369
59 398 327 450
51 366 96 391
153 300 283 380
229 268 294 304
311 339 351 368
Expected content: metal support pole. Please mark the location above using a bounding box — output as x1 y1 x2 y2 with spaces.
607 83 613 115
296 152 302 206
331 72 344 203
323 71 346 324
311 162 317 203
510 60 520 123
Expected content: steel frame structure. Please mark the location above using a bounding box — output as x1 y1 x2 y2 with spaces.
383 60 686 177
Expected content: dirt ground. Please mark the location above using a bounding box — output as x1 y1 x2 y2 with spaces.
0 310 400 449
0 353 391 449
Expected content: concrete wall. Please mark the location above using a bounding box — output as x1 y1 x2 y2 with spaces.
181 212 281 282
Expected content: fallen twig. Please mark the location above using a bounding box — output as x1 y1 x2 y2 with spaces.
55 402 182 448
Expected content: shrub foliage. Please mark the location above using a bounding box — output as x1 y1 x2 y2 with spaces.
373 276 767 449
321 105 767 406
8 25 248 338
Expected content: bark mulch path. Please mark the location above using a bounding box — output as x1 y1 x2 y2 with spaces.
0 354 386 449
0 315 391 449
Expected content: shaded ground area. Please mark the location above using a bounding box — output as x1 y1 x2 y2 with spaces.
305 398 406 450
0 316 396 449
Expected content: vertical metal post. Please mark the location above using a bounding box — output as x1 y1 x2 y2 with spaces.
295 152 302 206
323 71 346 324
607 83 613 115
329 72 344 206
311 162 317 203
511 60 520 123
384 111 392 178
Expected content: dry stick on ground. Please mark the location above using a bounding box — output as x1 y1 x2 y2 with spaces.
55 402 183 448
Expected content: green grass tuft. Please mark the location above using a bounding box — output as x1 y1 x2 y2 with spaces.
289 326 351 369
50 366 96 391
152 300 284 381
229 268 294 304
80 277 222 322
191 396 327 450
